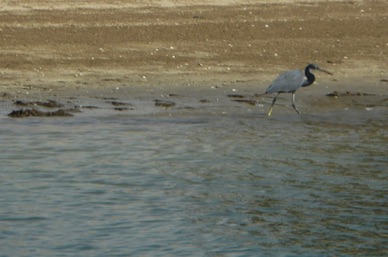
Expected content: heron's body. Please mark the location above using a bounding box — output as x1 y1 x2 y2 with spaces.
266 69 312 94
265 64 332 116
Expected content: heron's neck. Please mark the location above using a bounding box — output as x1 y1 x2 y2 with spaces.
302 66 315 87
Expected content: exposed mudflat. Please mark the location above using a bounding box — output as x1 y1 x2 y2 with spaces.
0 0 387 117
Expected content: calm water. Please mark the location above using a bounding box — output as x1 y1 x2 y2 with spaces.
1 110 387 257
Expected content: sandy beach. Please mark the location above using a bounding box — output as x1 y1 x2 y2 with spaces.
0 0 387 116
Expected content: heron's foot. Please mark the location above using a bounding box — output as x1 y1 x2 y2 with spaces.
292 104 301 115
267 108 273 116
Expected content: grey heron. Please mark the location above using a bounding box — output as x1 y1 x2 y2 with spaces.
265 63 333 116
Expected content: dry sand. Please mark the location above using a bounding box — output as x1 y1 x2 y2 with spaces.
0 0 387 116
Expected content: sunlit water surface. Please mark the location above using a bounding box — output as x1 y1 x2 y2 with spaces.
1 111 387 257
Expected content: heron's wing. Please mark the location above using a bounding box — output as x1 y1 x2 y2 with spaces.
266 70 305 93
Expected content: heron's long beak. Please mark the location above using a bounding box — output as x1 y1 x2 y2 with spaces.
318 68 333 75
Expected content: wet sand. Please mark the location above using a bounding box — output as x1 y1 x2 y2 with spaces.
0 0 387 117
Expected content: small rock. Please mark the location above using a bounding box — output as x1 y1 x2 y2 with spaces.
232 99 257 106
154 99 176 108
227 94 245 98
111 101 131 106
8 108 73 118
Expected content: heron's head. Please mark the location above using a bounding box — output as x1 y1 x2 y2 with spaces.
307 63 320 70
307 63 333 75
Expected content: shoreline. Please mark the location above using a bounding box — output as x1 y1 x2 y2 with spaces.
1 72 387 119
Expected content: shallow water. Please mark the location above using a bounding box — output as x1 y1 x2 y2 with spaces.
1 110 387 257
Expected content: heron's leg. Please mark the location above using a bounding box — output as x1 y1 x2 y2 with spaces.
291 92 301 114
268 93 280 116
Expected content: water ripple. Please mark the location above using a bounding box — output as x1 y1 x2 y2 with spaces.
1 114 387 256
